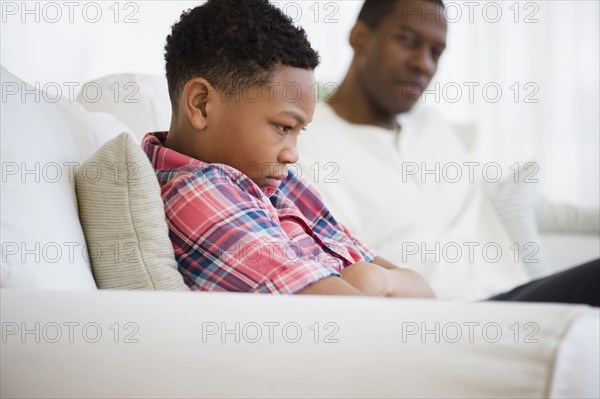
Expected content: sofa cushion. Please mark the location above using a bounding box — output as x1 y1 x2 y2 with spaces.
75 133 189 291
76 74 171 142
0 65 129 290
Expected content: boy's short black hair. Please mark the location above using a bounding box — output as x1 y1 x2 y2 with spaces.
358 0 445 29
165 0 320 113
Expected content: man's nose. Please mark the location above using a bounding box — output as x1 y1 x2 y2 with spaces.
409 46 436 78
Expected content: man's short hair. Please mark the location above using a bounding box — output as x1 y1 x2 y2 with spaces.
358 0 445 29
164 0 320 112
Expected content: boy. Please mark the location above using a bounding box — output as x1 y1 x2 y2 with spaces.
141 0 434 297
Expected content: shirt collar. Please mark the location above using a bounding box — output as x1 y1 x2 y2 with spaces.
141 131 282 197
142 131 205 172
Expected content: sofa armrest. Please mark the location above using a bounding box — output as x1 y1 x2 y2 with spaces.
1 289 598 398
540 233 600 273
536 198 600 235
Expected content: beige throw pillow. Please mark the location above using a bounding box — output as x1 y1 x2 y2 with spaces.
75 132 189 290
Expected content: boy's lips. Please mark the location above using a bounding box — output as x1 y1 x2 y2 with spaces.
263 176 285 187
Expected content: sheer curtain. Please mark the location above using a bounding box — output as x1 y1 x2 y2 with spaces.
304 0 599 207
425 0 599 207
1 0 597 206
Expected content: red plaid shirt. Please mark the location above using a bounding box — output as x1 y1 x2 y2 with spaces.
142 132 375 294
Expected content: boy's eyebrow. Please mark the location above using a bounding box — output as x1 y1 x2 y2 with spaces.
279 110 306 125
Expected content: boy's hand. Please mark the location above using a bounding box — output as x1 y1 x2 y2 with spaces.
341 262 436 299
299 257 436 298
340 262 392 296
383 267 437 298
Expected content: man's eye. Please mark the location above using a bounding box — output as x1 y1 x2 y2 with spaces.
431 47 443 60
397 34 417 47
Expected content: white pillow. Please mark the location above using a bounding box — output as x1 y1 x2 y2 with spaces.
483 163 552 279
76 74 171 142
75 133 189 291
0 65 130 290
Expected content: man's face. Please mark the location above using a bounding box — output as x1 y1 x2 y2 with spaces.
198 66 315 190
357 0 447 114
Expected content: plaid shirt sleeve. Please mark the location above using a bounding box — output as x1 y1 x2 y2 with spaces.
339 223 377 263
161 167 340 294
277 172 378 264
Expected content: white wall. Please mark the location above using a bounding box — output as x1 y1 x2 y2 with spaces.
1 0 598 207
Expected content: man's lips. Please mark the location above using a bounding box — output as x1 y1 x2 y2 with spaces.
396 81 427 95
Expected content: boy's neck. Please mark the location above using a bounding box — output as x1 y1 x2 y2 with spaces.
164 119 191 157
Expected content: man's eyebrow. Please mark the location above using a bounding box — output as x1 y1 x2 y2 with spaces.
279 110 306 125
399 25 446 49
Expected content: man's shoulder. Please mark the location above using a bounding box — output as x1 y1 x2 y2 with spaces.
398 105 451 131
307 102 347 133
399 105 465 148
310 102 452 137
300 102 378 153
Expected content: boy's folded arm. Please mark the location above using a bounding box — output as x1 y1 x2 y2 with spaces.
341 261 437 298
372 256 436 298
299 261 437 298
166 172 355 294
340 262 393 296
385 268 437 298
372 256 400 270
165 172 434 297
297 276 363 296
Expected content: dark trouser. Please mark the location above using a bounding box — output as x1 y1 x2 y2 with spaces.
488 258 600 307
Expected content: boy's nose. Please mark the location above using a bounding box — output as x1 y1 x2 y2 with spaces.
278 140 299 165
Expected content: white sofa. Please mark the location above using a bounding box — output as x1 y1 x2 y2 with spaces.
75 72 600 278
1 65 599 398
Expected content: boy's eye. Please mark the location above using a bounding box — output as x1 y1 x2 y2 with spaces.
276 125 293 134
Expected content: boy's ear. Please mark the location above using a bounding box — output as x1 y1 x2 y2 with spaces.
349 21 372 55
181 78 215 131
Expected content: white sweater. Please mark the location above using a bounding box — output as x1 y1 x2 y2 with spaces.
297 102 529 300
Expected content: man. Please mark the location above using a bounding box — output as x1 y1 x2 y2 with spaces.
297 0 599 302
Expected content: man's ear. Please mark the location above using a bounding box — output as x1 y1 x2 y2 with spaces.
349 21 372 55
181 78 215 130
